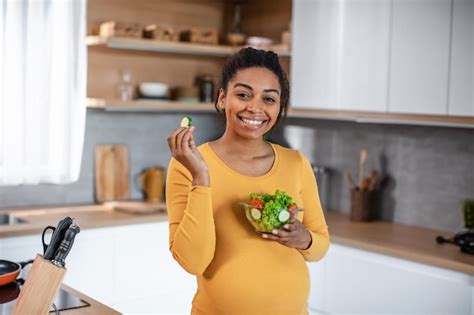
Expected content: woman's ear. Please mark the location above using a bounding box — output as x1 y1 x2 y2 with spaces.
217 88 225 111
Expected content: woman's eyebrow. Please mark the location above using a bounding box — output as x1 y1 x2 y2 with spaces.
233 83 280 95
234 82 253 90
264 89 280 95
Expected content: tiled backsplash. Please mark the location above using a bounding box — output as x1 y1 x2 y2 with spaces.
1 109 472 233
273 118 474 233
0 110 223 209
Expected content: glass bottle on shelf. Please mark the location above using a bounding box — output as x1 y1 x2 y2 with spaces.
117 69 134 101
199 74 214 103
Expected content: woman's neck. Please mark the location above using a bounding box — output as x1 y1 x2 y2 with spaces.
211 132 271 158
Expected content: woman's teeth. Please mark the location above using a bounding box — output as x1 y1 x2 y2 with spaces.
241 117 264 126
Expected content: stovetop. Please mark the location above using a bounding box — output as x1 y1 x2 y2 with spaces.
0 286 90 314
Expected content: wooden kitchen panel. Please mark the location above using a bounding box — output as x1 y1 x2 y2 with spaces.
223 0 292 43
279 56 290 81
88 0 226 36
88 46 225 99
87 0 292 100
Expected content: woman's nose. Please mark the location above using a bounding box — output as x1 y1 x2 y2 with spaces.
246 100 264 113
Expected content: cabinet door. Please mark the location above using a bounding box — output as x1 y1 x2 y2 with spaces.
449 0 474 116
113 222 196 313
291 0 391 112
0 234 42 262
307 258 328 313
114 222 196 298
62 226 117 307
0 234 42 279
388 0 452 114
322 244 473 314
337 0 391 112
292 0 339 110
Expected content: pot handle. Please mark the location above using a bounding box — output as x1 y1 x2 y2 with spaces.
19 260 34 268
134 169 147 194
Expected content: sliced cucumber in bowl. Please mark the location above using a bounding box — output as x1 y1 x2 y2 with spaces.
278 209 290 222
250 208 262 220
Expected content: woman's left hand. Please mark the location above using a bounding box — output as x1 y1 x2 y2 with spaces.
261 219 312 249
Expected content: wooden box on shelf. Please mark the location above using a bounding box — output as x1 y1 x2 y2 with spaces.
143 24 179 41
99 21 142 38
180 27 219 45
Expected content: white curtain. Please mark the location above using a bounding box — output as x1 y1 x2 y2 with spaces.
0 0 87 185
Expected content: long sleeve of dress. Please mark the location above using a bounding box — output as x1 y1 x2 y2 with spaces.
165 158 216 275
297 153 330 261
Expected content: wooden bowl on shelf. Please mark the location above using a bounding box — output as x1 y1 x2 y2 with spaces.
226 32 246 46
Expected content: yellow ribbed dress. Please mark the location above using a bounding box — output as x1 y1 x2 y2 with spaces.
166 142 330 315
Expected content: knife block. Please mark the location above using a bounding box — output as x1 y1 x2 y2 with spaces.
12 254 66 315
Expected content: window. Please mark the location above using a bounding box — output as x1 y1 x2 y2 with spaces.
0 0 87 185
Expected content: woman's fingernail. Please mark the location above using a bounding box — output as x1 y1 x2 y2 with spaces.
262 234 268 238
272 230 278 235
284 225 289 229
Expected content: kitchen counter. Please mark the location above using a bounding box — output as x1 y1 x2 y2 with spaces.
0 203 168 238
60 284 120 315
0 203 472 275
325 211 474 275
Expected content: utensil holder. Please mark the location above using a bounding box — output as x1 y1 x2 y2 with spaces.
350 188 374 222
463 199 474 230
12 254 66 315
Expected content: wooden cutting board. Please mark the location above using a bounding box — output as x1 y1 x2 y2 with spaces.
103 201 166 215
95 144 130 203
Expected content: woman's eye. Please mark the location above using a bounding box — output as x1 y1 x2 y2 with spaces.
237 93 250 99
265 97 275 103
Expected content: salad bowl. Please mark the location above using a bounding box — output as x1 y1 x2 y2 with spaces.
239 190 303 233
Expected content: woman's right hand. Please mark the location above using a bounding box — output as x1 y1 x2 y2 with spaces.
167 126 210 186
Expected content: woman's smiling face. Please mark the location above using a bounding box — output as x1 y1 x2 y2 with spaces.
217 67 281 140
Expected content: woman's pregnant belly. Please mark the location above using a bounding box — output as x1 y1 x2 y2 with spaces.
194 239 310 315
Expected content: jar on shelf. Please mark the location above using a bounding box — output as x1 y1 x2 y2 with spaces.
198 74 214 103
117 70 134 101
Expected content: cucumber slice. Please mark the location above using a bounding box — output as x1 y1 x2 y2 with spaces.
278 209 290 222
180 116 192 128
250 208 261 220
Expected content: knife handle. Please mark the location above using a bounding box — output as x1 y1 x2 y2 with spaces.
44 217 73 260
52 224 80 267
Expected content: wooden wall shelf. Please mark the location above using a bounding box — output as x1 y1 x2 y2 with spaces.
87 36 292 57
86 98 474 128
86 98 215 112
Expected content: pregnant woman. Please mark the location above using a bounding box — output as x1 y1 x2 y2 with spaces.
166 47 330 315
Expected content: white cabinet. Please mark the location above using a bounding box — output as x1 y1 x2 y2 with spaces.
292 0 339 110
62 221 196 313
0 221 196 313
449 0 474 116
338 0 391 112
113 222 196 314
0 234 42 262
292 0 472 118
308 243 473 314
292 0 391 112
0 234 42 279
388 0 452 115
63 226 117 307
